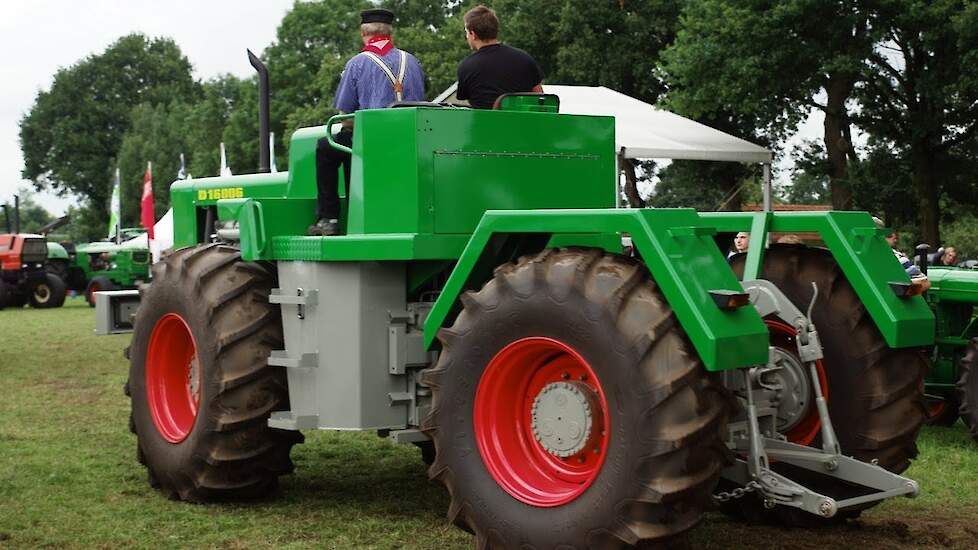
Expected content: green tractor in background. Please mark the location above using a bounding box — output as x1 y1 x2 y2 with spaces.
922 262 978 441
56 230 151 307
123 56 934 548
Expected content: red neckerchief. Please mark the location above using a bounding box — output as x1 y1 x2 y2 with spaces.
362 35 394 56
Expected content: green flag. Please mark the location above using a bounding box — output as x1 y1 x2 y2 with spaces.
107 167 121 242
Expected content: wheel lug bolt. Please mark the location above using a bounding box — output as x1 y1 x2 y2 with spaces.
577 456 586 464
579 374 587 381
561 372 570 380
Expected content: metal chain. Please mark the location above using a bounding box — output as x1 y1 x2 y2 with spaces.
712 481 762 503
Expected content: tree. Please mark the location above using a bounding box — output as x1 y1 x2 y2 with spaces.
184 76 245 178
854 0 978 245
652 160 762 211
661 0 876 210
116 102 194 227
491 0 682 104
20 34 199 218
0 189 54 234
784 140 831 205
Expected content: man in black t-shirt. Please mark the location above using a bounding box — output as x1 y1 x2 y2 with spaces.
457 5 544 109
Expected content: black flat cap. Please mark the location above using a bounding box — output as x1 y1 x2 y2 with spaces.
361 8 395 25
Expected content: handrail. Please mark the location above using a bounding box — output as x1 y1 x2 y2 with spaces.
325 113 355 154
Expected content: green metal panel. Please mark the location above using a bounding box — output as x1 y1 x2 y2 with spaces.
46 242 69 260
422 209 771 372
431 151 609 233
342 107 616 237
927 267 978 304
216 198 316 261
346 108 421 234
700 211 934 348
269 234 471 261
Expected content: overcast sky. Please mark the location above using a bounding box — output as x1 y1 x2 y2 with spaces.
0 0 294 215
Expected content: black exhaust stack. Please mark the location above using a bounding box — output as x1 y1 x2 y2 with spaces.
247 49 271 174
13 194 20 234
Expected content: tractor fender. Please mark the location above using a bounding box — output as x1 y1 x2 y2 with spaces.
423 208 770 372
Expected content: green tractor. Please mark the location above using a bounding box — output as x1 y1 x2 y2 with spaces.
125 68 932 546
61 234 151 307
922 263 978 441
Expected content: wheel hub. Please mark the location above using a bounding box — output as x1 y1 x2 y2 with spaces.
187 355 201 403
763 347 813 433
531 381 597 457
34 284 50 303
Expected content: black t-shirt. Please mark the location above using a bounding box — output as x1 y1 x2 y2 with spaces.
456 44 544 109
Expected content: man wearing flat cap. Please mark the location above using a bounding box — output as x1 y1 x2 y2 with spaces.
310 7 426 236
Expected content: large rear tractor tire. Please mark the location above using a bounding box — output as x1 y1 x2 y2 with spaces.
0 280 7 310
127 244 302 502
29 272 67 309
86 276 117 308
421 248 730 548
729 244 927 526
957 340 978 443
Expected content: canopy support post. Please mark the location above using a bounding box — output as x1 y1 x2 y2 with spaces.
762 162 772 212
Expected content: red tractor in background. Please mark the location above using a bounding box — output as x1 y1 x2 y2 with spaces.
0 199 66 310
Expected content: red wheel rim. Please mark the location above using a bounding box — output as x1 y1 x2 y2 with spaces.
86 283 97 305
146 313 201 443
474 337 609 507
766 320 828 446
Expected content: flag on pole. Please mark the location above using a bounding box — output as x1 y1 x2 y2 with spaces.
107 167 121 242
141 161 155 240
177 153 188 180
220 142 233 177
269 132 277 173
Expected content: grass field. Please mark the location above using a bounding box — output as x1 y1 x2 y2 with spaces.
2 299 978 549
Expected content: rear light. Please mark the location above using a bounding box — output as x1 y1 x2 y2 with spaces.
889 281 927 297
709 289 751 310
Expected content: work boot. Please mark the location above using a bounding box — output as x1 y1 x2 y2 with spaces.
307 218 341 236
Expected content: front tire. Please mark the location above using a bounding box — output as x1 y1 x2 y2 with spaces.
127 244 302 501
86 276 117 308
29 272 67 309
422 248 729 548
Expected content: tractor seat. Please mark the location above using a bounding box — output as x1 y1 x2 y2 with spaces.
492 93 560 113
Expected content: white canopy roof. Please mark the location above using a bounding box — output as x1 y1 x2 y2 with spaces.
433 83 772 163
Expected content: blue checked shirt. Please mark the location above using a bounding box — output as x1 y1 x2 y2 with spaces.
334 48 426 112
893 249 927 280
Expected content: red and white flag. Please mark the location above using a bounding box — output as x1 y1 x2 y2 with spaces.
140 161 155 240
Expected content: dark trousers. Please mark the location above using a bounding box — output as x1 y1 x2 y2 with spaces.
315 129 353 220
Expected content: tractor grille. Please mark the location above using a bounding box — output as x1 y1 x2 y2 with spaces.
131 251 149 264
21 238 48 264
